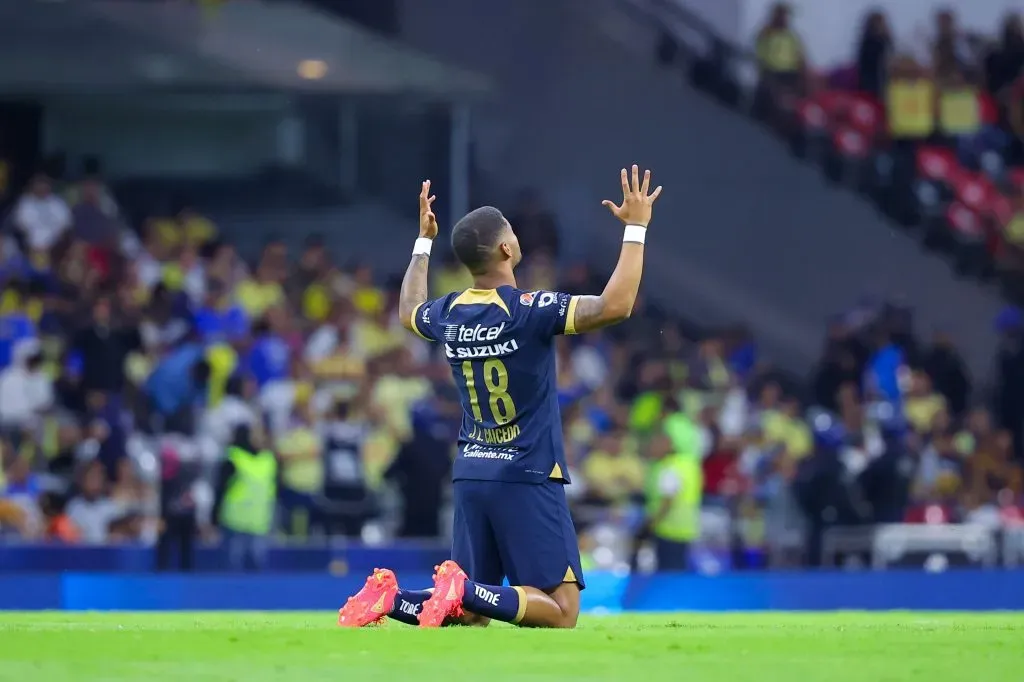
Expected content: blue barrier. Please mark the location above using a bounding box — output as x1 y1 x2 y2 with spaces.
0 544 449 573
2 570 1023 611
623 571 1024 611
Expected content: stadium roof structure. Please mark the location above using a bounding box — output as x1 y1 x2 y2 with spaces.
0 0 491 97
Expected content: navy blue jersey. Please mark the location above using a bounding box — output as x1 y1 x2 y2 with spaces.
411 286 579 484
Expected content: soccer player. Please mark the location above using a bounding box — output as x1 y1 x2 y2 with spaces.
337 165 661 628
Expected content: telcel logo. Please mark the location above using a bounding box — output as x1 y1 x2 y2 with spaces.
458 322 505 343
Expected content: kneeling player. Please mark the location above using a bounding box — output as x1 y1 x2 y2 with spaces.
339 166 661 628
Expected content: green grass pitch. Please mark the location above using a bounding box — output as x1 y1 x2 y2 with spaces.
0 612 1020 681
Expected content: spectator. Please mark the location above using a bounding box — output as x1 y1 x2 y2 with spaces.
12 173 71 267
155 439 200 572
144 341 210 433
922 332 971 416
205 241 246 292
0 339 52 438
236 246 285 319
856 11 892 96
71 296 141 397
213 425 277 571
639 432 703 571
305 305 354 365
754 2 807 121
321 396 374 537
288 233 330 304
370 347 431 443
65 157 118 215
0 281 35 370
903 370 947 434
581 432 645 506
1 454 42 538
246 310 292 389
40 492 80 543
162 244 205 306
193 279 248 345
386 387 458 538
984 13 1024 98
176 206 217 249
968 429 1023 505
199 374 257 460
111 458 155 523
931 10 979 84
763 395 813 465
65 460 121 544
276 394 322 536
993 309 1024 459
139 284 191 353
69 175 119 246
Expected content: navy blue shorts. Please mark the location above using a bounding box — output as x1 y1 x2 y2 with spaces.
451 479 585 591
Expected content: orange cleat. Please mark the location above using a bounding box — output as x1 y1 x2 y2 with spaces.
417 560 467 628
337 568 399 627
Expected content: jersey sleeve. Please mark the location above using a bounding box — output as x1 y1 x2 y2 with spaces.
523 290 580 338
408 297 448 342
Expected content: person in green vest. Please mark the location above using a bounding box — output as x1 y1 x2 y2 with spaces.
212 424 279 572
639 432 703 571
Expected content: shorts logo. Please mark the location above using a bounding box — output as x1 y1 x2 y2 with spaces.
537 292 558 308
519 292 536 307
444 324 459 341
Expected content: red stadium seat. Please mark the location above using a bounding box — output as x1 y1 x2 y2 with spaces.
904 504 955 524
1008 167 1024 191
833 127 869 158
991 193 1014 226
946 201 983 240
916 146 959 183
814 90 854 121
846 94 884 138
796 98 828 131
978 92 1000 125
950 170 996 214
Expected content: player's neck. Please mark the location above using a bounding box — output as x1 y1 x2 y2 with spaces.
471 271 516 290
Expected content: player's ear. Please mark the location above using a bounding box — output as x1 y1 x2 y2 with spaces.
499 242 513 260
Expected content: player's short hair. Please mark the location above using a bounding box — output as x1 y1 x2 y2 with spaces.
450 206 508 274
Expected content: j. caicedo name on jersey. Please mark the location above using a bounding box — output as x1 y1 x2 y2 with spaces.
444 322 519 359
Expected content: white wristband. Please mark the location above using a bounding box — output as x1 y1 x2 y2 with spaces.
413 237 433 256
623 224 647 244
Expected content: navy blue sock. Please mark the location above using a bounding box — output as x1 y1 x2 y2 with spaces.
388 589 432 625
462 581 524 624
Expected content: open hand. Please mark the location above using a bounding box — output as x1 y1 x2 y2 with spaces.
419 180 438 239
601 165 662 227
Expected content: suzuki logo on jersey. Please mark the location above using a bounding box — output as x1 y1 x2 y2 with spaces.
473 584 500 607
445 339 519 358
457 322 505 343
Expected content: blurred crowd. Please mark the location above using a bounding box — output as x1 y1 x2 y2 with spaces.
744 3 1024 293
3 2 1024 572
0 150 1021 572
0 163 584 564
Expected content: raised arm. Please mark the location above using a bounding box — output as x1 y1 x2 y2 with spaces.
398 180 438 332
571 165 662 334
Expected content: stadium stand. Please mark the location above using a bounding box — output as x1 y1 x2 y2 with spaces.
1 0 1023 582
